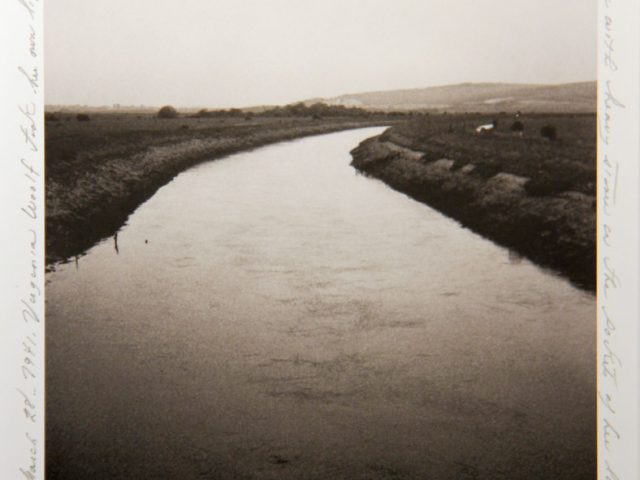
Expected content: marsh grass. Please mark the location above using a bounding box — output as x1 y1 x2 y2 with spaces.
385 113 595 196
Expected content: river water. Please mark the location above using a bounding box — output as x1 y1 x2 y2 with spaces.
46 128 595 480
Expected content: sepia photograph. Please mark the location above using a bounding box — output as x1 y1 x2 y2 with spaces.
43 1 597 478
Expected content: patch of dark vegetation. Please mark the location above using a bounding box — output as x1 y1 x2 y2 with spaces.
471 162 502 179
269 455 290 465
194 101 408 120
510 120 524 132
540 124 557 141
158 105 179 119
525 172 573 197
76 113 90 122
351 113 595 290
260 102 375 118
449 159 467 171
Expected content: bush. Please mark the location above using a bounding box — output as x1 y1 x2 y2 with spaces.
540 125 557 141
525 173 572 196
58 145 78 162
158 105 178 119
472 162 501 179
510 120 524 132
450 159 467 171
45 112 59 122
76 113 90 122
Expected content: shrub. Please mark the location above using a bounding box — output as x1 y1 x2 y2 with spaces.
76 113 90 122
540 125 557 141
525 173 572 196
510 120 524 132
45 112 59 122
58 145 78 162
472 162 501 179
450 159 467 171
158 105 178 119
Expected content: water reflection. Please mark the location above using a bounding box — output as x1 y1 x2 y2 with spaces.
46 128 595 480
508 249 523 264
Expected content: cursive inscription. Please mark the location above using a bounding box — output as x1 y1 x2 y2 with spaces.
19 433 37 480
602 16 617 72
598 80 626 146
596 0 638 478
18 66 39 95
17 0 36 19
14 0 43 478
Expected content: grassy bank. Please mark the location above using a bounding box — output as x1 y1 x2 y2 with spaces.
46 113 396 265
350 113 595 290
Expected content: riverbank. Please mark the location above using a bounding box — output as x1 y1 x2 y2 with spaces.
350 114 595 290
46 115 396 265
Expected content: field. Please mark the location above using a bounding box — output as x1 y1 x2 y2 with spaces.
382 113 595 194
351 113 596 289
45 112 396 265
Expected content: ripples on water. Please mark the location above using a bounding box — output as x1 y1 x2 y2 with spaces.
47 128 595 480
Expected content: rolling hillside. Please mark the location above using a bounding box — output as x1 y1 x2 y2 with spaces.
310 82 596 113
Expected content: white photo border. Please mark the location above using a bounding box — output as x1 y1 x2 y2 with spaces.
1 1 638 479
1 0 46 479
597 0 640 478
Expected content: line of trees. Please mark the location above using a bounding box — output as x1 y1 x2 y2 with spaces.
190 102 409 119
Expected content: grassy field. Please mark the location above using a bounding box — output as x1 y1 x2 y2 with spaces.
45 112 397 265
382 113 595 195
351 113 596 290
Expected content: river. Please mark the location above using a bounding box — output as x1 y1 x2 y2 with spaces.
46 127 595 479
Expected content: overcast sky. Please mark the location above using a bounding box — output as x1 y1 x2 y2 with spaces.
45 0 597 108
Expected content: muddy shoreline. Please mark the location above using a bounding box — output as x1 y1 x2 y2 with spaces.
350 136 595 291
46 118 394 265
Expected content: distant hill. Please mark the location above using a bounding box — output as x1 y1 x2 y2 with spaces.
308 82 596 113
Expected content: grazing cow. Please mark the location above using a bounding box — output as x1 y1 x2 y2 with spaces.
475 119 498 135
